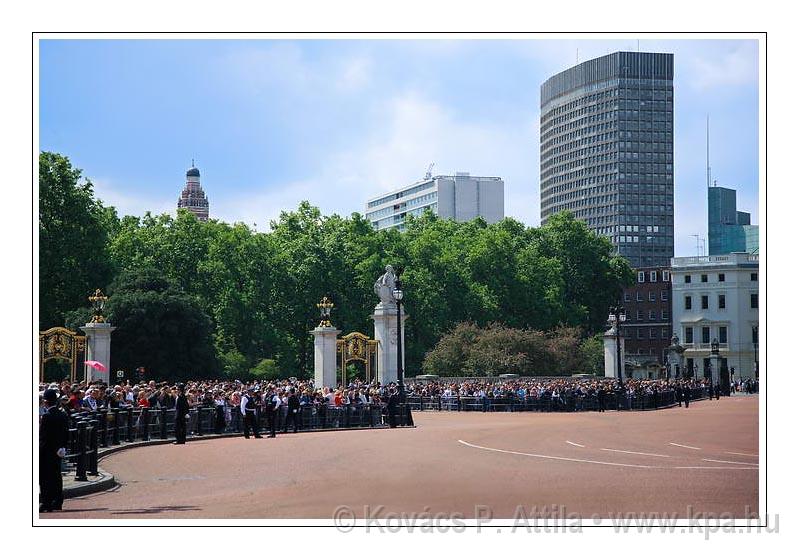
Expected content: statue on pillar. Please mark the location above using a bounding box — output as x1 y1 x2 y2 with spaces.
374 265 398 305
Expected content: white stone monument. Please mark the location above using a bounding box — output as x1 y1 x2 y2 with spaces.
81 322 115 384
603 323 625 379
311 297 340 390
371 265 407 386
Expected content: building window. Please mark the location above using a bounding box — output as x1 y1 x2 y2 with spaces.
661 290 668 301
648 291 655 302
662 270 670 282
649 310 656 320
719 326 728 344
751 273 758 282
650 328 657 339
718 273 725 282
650 271 658 282
637 329 644 339
636 292 643 301
684 295 692 310
701 295 709 309
684 274 691 284
685 327 694 344
638 271 645 282
718 294 726 309
702 326 710 344
623 292 630 302
701 274 708 283
751 293 759 308
662 328 670 339
636 310 644 320
662 310 669 320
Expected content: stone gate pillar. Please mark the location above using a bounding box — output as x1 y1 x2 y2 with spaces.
372 302 407 386
311 325 340 390
81 322 116 384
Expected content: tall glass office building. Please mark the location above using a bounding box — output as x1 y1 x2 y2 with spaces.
708 185 759 255
540 52 675 268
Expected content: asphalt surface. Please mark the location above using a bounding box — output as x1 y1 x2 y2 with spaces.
43 396 758 520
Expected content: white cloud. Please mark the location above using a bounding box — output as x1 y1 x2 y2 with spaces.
213 90 540 230
684 42 758 92
90 177 175 219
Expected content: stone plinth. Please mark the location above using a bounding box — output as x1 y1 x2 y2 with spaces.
81 322 116 384
371 302 407 386
311 326 340 390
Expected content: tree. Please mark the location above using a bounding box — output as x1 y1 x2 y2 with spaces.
80 268 218 380
39 152 116 328
249 358 281 381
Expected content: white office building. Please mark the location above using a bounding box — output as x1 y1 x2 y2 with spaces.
365 172 504 231
670 253 759 380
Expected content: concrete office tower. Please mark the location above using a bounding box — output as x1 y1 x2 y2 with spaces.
540 52 675 268
708 185 759 255
365 172 504 231
177 162 210 221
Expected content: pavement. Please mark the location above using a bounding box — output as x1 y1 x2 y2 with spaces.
41 396 758 520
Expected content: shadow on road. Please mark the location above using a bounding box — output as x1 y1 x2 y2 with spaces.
110 505 202 515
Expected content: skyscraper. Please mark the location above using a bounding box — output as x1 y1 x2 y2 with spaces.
177 161 209 221
708 185 759 255
540 51 675 268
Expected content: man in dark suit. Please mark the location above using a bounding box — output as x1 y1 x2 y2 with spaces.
675 384 683 407
174 384 190 444
40 389 69 512
387 388 399 428
284 388 301 433
263 387 277 438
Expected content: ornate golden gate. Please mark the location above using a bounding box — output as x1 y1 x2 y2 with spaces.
39 327 86 383
337 331 378 387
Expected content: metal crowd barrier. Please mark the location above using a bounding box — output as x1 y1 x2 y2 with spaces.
59 402 411 475
406 388 710 413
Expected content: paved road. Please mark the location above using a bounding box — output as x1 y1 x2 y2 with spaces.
43 397 758 519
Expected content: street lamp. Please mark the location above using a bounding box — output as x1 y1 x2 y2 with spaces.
392 277 405 403
316 296 334 327
88 289 109 323
752 325 759 379
608 305 626 384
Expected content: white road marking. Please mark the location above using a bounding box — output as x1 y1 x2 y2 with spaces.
725 452 758 457
565 440 585 448
600 448 670 458
458 439 655 468
703 458 759 466
675 466 758 470
457 440 759 471
669 442 701 450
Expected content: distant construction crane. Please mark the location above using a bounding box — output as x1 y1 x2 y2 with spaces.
425 162 435 179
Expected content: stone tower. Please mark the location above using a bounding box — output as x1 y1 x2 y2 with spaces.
177 160 209 221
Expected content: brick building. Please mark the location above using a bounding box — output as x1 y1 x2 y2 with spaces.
621 267 673 371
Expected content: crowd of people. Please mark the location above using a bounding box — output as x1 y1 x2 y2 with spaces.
37 377 406 433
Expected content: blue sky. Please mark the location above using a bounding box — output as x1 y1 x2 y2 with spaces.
39 38 759 257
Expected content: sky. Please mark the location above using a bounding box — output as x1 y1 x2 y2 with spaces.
39 38 759 258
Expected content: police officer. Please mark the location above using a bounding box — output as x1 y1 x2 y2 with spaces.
40 389 69 512
174 384 190 444
284 388 301 433
241 388 262 439
675 384 683 407
683 383 691 408
597 385 606 412
263 387 278 438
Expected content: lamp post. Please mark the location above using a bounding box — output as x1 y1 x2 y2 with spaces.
752 325 759 379
392 277 405 403
608 305 626 384
88 289 109 323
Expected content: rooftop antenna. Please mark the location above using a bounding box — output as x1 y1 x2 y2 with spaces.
192 158 195 167
425 162 435 180
706 115 711 190
692 234 702 257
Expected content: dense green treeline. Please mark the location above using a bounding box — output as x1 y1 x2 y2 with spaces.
40 152 634 380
